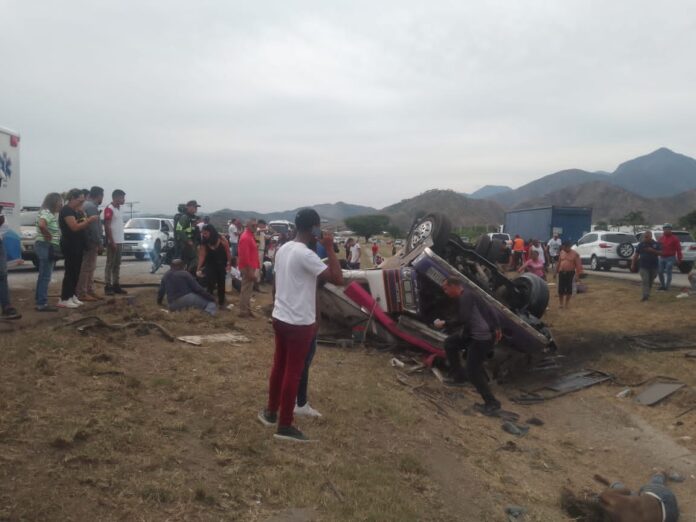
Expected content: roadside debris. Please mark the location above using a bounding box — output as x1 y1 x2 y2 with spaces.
502 421 529 437
177 333 251 346
616 388 632 398
58 315 175 342
505 505 527 521
635 381 685 406
512 370 612 404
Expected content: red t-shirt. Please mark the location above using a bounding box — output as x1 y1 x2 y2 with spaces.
659 234 682 260
238 229 260 270
371 244 378 254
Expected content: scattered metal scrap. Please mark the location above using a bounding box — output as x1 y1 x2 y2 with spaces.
177 333 251 346
634 381 685 406
512 369 613 404
624 334 696 352
57 315 175 341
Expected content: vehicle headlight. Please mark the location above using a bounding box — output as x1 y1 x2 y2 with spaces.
22 231 37 239
144 234 152 240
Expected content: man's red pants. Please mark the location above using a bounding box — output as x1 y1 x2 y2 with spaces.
267 319 315 427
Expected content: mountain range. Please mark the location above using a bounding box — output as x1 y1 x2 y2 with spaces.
208 147 696 230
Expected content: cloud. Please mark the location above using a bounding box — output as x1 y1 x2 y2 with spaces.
1 0 695 212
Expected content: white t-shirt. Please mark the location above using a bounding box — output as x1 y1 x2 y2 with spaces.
272 241 327 325
530 244 545 264
228 224 239 244
547 238 562 257
350 242 361 264
104 203 124 244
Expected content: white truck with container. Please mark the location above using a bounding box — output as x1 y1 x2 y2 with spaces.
0 126 22 266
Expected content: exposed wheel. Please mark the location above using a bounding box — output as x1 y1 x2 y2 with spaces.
406 213 451 254
617 242 635 258
154 240 162 256
31 257 39 269
590 255 600 271
679 261 694 274
134 252 146 260
512 273 549 318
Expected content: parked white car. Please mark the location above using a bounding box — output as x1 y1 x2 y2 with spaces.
573 231 636 271
635 229 696 274
122 218 174 260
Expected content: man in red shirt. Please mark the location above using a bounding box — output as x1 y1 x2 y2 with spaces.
237 219 259 317
657 224 682 291
371 241 379 265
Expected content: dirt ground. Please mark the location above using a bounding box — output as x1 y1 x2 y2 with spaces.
1 261 695 521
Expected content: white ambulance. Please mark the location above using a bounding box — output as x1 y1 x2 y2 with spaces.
0 126 22 264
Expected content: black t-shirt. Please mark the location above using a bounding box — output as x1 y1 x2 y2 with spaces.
636 240 660 269
59 205 86 249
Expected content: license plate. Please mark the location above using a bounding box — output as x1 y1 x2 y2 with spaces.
122 244 133 252
619 260 627 266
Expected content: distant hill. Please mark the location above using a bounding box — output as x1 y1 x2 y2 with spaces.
468 185 512 199
611 147 696 197
491 169 610 208
207 201 378 228
515 180 696 224
381 189 505 231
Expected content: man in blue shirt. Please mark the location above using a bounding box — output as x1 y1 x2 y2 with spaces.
632 231 660 301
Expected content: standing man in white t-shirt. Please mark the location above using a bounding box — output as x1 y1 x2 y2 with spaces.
349 239 362 269
104 189 127 295
227 219 239 258
258 208 343 442
546 233 562 269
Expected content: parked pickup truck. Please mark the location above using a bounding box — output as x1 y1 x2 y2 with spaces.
122 218 174 260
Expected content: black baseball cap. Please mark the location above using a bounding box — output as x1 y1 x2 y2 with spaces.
186 200 201 207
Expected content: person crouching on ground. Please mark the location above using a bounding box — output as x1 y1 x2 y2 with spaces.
632 230 660 302
257 208 343 442
196 224 231 308
157 259 217 315
554 241 583 310
434 277 502 415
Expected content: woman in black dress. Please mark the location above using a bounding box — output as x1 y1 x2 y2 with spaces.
196 224 231 307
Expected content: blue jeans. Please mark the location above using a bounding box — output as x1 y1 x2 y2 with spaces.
0 239 9 309
658 256 676 289
169 293 217 315
230 243 238 258
34 241 55 307
296 336 317 407
611 474 679 522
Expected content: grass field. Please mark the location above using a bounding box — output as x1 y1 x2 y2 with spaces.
1 267 695 521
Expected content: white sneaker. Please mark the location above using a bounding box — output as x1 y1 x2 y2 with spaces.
57 299 78 309
71 296 84 306
294 403 322 418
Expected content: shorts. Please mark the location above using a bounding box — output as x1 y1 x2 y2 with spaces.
558 271 575 296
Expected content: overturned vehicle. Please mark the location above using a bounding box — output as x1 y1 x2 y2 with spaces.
318 213 556 378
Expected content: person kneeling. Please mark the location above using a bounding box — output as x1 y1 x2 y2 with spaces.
157 259 217 315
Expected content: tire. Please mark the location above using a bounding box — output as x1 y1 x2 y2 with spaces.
679 261 694 274
154 240 162 256
590 255 600 271
616 242 635 258
406 213 451 254
513 273 549 318
603 265 612 271
134 252 146 260
475 235 491 258
31 257 39 269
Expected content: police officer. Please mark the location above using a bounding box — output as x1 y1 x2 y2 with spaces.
175 200 200 274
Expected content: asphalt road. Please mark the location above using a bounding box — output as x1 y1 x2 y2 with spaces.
7 255 162 291
580 266 690 288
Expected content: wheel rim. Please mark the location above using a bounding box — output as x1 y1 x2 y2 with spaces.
409 220 433 249
619 244 633 257
591 257 597 270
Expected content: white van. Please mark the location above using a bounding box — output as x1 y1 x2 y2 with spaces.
0 126 22 264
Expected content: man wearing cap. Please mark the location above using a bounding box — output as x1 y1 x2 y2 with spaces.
257 208 343 442
175 200 200 274
657 224 682 291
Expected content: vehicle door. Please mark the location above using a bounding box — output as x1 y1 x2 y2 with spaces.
573 234 589 262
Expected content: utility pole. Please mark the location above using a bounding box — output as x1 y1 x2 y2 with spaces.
124 201 140 220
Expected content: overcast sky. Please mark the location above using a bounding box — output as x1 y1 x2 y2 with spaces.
2 0 695 214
